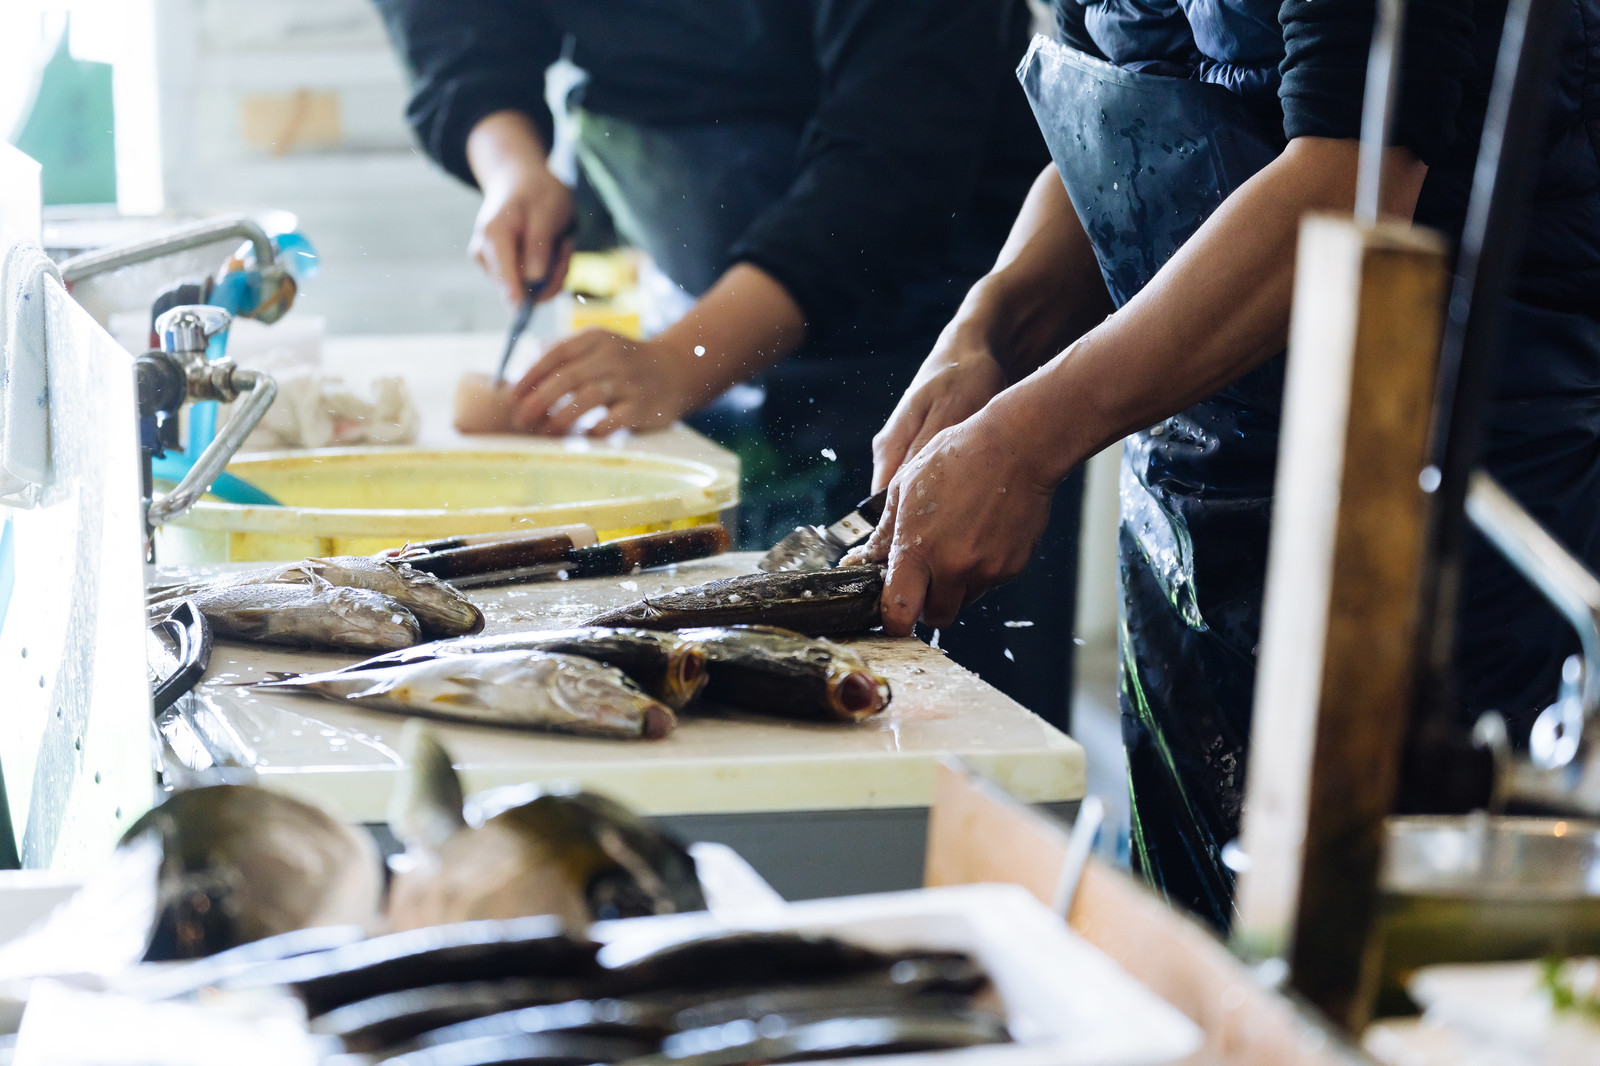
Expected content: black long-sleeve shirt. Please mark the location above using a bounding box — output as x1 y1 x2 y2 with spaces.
375 0 1048 342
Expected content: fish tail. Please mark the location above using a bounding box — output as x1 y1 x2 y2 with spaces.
389 721 467 852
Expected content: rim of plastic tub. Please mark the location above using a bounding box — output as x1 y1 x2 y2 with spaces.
158 444 739 538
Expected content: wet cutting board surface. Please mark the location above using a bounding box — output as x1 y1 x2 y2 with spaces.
164 552 1085 823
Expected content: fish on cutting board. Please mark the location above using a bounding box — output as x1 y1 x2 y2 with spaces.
386 725 706 933
150 555 483 638
175 580 424 653
678 626 889 722
327 628 709 711
119 784 384 961
583 566 884 636
256 651 677 740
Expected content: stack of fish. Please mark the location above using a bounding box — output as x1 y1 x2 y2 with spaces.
148 555 485 653
107 730 1008 1065
257 623 891 740
120 728 706 964
243 924 1009 1065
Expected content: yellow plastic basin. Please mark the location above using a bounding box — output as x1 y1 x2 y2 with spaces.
155 446 738 563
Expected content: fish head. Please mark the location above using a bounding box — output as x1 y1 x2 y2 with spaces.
323 587 423 650
545 659 677 740
660 637 709 709
388 560 486 636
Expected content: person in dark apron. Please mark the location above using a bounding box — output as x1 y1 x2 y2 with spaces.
375 0 1085 727
857 0 1600 930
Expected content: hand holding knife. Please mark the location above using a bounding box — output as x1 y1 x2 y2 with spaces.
759 489 888 572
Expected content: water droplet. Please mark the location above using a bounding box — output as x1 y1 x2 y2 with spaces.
1003 649 1014 662
1003 620 1033 628
821 447 836 461
694 345 706 356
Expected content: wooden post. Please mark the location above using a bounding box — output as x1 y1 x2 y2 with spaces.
1234 216 1449 1029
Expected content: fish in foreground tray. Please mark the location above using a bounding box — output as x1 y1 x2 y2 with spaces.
637 1009 1010 1066
118 784 383 961
679 625 889 722
256 650 677 739
583 566 885 636
329 628 708 710
385 724 706 933
150 555 483 637
233 915 602 1018
172 580 423 652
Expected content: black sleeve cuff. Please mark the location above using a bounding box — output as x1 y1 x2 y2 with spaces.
410 78 555 188
1279 0 1474 166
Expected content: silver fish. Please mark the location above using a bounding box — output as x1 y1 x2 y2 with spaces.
183 581 422 652
322 627 708 710
256 650 676 740
151 556 483 638
387 724 703 934
120 784 383 961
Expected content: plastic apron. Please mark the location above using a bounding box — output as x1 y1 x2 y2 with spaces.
1019 35 1285 929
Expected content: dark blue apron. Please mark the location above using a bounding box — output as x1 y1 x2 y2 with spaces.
1021 32 1600 931
1020 35 1285 929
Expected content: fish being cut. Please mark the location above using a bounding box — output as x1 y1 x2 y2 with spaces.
386 725 705 934
329 628 707 710
583 566 884 636
151 555 483 638
677 626 888 722
175 580 423 653
119 784 383 961
256 651 677 739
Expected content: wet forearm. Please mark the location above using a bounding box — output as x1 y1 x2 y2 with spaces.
996 138 1428 483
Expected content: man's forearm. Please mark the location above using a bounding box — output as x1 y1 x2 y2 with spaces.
652 263 808 408
950 165 1114 381
995 138 1430 483
466 110 550 188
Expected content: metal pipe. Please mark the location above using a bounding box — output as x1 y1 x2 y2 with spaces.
1418 0 1566 674
147 368 277 527
58 215 276 284
1355 0 1406 225
1401 0 1568 811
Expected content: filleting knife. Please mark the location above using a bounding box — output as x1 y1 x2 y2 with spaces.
758 488 888 572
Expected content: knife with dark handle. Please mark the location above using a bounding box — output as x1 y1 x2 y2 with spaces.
758 489 888 572
447 524 732 588
380 524 597 561
403 534 579 580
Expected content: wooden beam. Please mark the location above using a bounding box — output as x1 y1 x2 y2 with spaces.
1234 215 1449 1029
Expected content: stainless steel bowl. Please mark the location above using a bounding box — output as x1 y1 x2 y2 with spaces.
1373 815 1600 1014
1383 814 1600 898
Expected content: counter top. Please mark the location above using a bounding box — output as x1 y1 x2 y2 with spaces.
174 552 1085 824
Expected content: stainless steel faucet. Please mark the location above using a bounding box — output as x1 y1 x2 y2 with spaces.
1467 470 1600 813
140 306 278 548
57 215 297 325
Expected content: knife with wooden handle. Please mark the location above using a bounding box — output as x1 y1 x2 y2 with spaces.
446 524 732 588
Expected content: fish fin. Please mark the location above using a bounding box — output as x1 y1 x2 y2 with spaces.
428 690 490 710
389 721 467 853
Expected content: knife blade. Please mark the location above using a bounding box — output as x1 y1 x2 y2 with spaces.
758 488 888 573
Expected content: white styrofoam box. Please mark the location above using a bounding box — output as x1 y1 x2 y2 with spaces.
594 883 1203 1066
